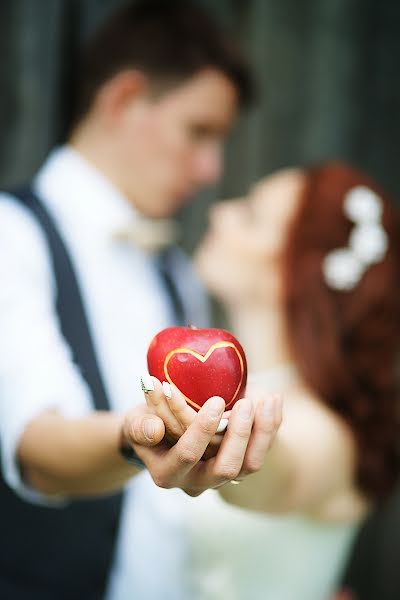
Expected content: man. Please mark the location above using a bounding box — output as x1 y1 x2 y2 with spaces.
0 1 278 598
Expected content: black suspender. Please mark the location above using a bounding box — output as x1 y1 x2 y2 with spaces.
13 187 111 411
156 247 186 326
0 188 122 599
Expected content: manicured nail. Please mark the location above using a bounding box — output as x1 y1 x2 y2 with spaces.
206 396 225 417
140 373 154 394
238 399 252 419
162 381 172 399
216 418 228 433
144 419 155 441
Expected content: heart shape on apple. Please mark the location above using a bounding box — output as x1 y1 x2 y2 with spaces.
147 326 247 411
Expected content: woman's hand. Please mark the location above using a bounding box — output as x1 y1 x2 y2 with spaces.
141 376 227 458
141 375 199 441
126 374 282 495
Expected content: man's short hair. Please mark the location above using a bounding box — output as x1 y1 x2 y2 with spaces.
74 0 254 123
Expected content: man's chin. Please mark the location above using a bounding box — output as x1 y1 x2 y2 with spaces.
155 196 190 218
135 188 192 218
144 205 179 219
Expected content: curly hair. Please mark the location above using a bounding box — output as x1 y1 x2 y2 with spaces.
282 162 400 502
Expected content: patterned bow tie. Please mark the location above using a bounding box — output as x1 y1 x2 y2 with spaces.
114 217 180 252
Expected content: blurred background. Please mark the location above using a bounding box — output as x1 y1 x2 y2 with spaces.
1 0 400 252
1 2 400 598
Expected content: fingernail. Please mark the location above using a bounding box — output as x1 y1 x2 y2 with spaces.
140 373 154 393
206 396 225 417
238 399 252 419
216 418 228 433
162 381 172 399
144 419 155 441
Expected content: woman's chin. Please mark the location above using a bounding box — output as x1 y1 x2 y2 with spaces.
193 252 222 298
192 242 211 277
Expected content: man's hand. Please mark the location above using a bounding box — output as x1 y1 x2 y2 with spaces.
121 377 282 496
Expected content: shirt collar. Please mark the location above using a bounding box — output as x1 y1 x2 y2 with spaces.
34 145 140 239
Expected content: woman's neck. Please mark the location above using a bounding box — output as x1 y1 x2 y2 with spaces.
226 302 293 373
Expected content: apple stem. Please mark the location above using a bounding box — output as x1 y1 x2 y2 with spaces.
188 323 198 330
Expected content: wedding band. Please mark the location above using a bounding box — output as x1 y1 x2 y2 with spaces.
230 479 241 485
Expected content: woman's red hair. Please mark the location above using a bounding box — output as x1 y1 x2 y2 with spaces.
282 162 400 502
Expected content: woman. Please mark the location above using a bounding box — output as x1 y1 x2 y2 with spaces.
144 163 400 599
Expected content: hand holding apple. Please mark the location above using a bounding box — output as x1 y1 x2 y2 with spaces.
135 361 281 493
137 327 281 489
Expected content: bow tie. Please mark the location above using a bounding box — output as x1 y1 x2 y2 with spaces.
113 216 185 323
114 216 181 252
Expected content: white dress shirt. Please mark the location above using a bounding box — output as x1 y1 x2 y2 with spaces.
0 146 209 599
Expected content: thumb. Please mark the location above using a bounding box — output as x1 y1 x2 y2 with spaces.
127 413 165 447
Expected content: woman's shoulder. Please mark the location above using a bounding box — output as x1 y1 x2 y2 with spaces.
280 384 369 522
284 384 352 440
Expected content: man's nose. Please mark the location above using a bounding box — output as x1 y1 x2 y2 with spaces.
192 144 222 185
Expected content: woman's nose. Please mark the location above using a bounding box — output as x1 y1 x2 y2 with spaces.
209 198 245 224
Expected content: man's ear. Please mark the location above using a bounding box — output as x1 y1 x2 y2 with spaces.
95 70 149 124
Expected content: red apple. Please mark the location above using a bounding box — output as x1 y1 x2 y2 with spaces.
147 325 247 411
